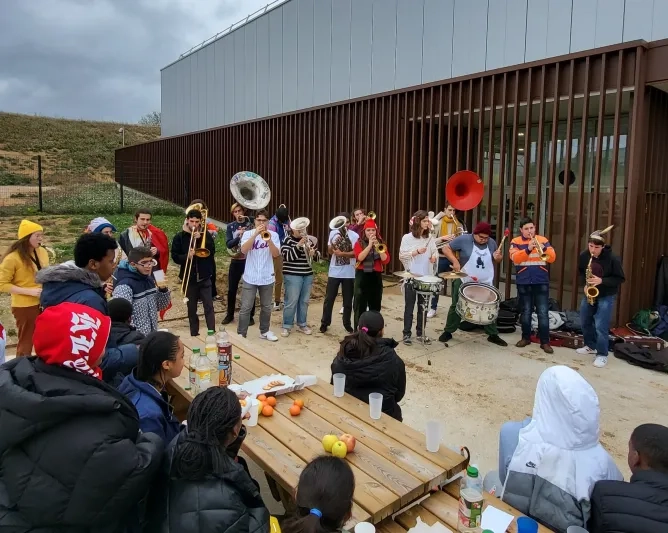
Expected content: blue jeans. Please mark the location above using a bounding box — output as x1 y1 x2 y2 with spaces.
580 294 615 356
283 274 314 329
430 256 452 310
517 283 550 344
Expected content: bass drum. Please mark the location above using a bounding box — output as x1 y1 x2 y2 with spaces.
456 282 501 325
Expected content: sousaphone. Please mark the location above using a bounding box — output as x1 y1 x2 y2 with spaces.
230 171 271 210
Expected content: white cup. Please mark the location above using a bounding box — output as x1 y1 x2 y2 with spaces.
247 399 260 427
369 393 383 419
425 420 442 452
333 373 346 397
355 523 376 533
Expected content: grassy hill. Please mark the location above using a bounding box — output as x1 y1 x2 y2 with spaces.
0 112 160 183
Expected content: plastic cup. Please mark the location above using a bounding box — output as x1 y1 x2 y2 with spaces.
566 527 588 533
425 420 442 452
247 399 260 427
517 517 539 533
355 523 376 533
369 393 383 419
333 373 346 397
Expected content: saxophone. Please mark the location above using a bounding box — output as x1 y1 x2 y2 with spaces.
585 255 599 305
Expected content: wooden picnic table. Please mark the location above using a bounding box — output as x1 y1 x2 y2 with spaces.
167 332 468 527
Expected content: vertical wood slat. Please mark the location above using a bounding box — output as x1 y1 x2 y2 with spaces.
436 86 445 208
520 67 533 217
427 87 435 211
534 66 547 232
546 63 561 239
475 78 485 223
418 89 426 211
505 72 521 300
485 75 496 224
494 73 508 288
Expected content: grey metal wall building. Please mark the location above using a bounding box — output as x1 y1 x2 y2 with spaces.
161 0 668 137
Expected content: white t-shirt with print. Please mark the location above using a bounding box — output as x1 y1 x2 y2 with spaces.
327 229 360 279
241 230 281 286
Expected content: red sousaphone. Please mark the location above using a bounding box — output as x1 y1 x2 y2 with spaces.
445 170 484 211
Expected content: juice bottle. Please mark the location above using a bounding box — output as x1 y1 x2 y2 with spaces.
458 466 483 533
217 326 233 386
205 329 219 386
195 349 212 393
187 348 198 391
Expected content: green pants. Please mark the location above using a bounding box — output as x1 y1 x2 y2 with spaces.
445 279 499 335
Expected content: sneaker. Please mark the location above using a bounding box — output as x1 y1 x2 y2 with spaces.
319 324 327 334
214 295 222 301
427 309 436 319
576 346 597 355
515 338 531 348
403 335 412 345
261 331 279 342
593 355 608 368
297 326 312 335
221 315 234 325
339 306 344 315
281 328 290 337
541 344 554 354
439 331 453 343
273 302 281 311
417 336 432 345
488 335 508 347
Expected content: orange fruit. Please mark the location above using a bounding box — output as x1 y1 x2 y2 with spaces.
257 394 267 402
294 399 304 408
265 396 277 407
289 404 301 416
262 405 274 417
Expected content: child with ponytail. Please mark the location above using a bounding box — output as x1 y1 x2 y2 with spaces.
282 455 355 533
331 311 406 421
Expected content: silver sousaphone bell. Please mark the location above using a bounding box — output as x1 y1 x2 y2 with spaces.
230 171 271 210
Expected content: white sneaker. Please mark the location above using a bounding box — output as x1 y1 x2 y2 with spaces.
281 328 290 337
339 306 344 314
427 309 436 319
297 325 312 335
593 356 608 368
273 302 281 311
261 331 279 342
576 346 596 355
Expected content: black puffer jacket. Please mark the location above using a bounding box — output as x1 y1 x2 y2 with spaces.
331 337 406 421
588 470 668 533
146 430 269 533
0 357 164 533
577 246 625 298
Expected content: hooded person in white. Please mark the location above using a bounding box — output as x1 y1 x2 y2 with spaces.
501 365 622 532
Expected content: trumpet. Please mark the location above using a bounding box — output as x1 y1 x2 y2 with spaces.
367 211 377 221
181 203 210 302
585 255 599 305
533 237 549 261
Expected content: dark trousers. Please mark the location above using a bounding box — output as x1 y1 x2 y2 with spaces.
354 271 383 329
445 279 499 335
186 277 216 336
403 283 428 337
226 260 255 319
211 261 218 298
517 283 550 344
431 256 452 309
321 277 354 329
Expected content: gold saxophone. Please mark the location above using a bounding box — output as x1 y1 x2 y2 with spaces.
585 255 599 305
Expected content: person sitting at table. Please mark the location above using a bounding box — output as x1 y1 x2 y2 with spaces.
118 330 184 445
330 311 406 422
146 386 269 533
282 455 355 533
496 365 622 532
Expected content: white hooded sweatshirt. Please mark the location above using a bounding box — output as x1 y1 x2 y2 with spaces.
501 366 623 532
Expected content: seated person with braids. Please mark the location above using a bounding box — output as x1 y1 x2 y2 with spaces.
282 455 355 533
146 386 269 533
331 311 406 421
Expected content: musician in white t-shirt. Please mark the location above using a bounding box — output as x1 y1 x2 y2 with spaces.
398 211 438 345
238 209 281 341
320 213 360 334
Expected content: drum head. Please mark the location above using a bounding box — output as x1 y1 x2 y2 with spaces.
461 283 499 304
419 275 442 283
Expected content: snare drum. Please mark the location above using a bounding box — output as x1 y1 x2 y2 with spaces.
455 282 501 325
410 275 443 296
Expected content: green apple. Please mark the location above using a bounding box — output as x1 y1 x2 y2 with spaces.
322 434 339 453
331 440 348 458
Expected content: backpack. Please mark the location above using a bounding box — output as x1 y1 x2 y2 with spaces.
631 309 659 335
614 343 668 373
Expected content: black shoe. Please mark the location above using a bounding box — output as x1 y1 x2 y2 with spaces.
319 325 327 334
439 331 453 343
402 335 412 346
191 332 199 337
249 317 255 326
488 335 508 347
221 315 234 325
344 326 354 334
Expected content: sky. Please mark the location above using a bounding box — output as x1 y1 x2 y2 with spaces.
0 0 276 123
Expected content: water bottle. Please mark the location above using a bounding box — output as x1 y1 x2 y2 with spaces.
205 329 219 386
217 326 233 386
195 349 212 393
458 466 484 532
186 348 198 391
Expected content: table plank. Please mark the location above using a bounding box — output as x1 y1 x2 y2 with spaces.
395 503 454 532
377 518 408 533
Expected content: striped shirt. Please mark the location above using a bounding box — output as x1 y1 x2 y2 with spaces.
281 235 317 276
240 230 281 286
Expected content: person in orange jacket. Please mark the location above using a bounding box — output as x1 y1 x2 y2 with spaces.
509 217 556 354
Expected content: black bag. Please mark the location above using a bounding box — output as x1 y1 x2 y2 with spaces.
613 343 668 373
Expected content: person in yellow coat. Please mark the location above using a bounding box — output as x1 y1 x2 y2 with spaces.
0 219 50 356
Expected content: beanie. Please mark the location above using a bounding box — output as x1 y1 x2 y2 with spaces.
18 219 43 240
276 205 290 223
34 302 111 380
473 221 492 236
87 217 117 234
363 219 377 230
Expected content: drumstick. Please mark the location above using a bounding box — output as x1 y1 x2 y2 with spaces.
498 228 511 249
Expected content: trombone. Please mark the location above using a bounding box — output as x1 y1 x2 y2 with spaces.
181 202 211 302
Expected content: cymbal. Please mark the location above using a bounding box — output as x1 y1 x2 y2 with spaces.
438 271 467 280
392 271 415 279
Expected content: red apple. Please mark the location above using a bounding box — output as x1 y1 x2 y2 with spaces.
339 433 356 452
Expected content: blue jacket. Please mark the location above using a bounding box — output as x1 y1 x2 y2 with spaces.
36 262 108 314
118 370 181 445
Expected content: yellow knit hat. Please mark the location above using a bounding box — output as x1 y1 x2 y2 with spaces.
18 219 44 240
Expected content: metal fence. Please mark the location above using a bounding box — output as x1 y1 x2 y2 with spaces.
0 155 185 215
